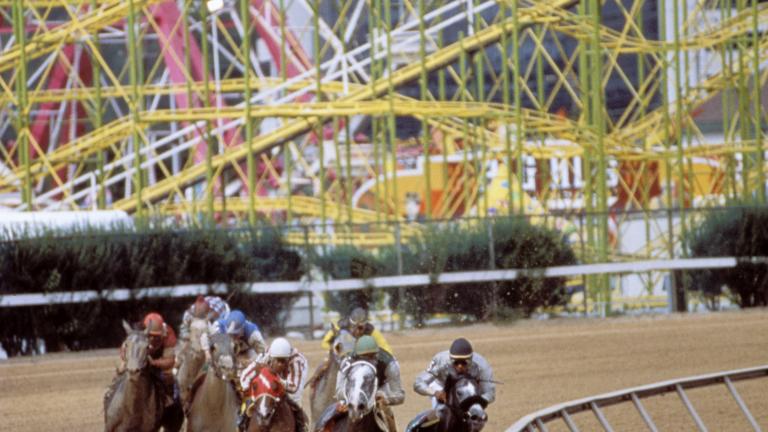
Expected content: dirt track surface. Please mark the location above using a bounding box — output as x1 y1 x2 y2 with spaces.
1 309 767 431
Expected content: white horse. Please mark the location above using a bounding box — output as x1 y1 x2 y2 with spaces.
315 360 390 432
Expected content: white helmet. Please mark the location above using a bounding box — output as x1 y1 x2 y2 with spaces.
269 337 292 358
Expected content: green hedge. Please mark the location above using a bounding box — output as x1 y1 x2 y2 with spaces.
0 226 302 356
313 245 383 315
687 206 768 307
319 217 576 322
0 217 577 355
400 218 576 320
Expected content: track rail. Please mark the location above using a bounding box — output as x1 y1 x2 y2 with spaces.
507 365 768 432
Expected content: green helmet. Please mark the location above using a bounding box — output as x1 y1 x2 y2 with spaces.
354 335 378 355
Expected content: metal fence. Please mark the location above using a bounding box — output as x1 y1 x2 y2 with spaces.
507 365 768 432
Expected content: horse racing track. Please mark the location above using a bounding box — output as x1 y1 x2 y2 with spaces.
1 310 767 431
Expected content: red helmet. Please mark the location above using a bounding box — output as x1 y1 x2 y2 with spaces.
143 312 165 336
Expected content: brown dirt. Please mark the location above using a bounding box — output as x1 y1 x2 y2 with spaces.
1 309 767 431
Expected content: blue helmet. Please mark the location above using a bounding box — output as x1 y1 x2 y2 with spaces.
225 310 246 336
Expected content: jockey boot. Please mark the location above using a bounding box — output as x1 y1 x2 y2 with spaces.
286 398 309 432
161 373 177 407
378 401 397 432
237 413 249 432
238 397 256 432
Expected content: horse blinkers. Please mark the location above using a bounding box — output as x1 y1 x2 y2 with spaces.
463 404 487 429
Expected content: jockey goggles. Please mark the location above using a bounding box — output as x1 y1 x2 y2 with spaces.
452 358 471 367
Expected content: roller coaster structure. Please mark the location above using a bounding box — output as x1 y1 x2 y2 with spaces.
1 0 767 307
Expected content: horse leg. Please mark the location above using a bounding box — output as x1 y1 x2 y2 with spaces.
160 400 184 432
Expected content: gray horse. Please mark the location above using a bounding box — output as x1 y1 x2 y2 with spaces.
176 317 208 407
186 332 240 432
104 321 164 432
315 360 389 432
308 329 356 424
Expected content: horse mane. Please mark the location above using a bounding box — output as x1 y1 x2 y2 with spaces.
103 373 126 408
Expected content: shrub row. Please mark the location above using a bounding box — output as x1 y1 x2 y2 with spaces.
686 206 768 308
0 217 578 356
0 226 303 356
318 217 577 322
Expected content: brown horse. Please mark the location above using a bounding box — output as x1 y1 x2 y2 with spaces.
103 321 164 432
186 332 241 432
245 366 296 432
175 317 208 407
309 329 356 424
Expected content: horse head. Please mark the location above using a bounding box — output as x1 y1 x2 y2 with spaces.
209 332 237 381
122 320 149 376
446 374 487 432
332 329 355 363
187 317 209 352
342 361 378 423
249 366 286 427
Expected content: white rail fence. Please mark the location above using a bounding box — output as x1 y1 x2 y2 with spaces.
0 256 757 307
507 365 768 432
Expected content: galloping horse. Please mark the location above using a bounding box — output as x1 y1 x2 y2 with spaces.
104 321 182 432
245 365 296 432
186 332 241 432
309 329 356 423
405 374 488 432
315 360 389 432
176 316 208 407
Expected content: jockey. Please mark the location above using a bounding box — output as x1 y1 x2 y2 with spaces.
176 296 230 365
201 309 266 372
335 335 403 431
178 295 230 342
118 312 178 406
310 307 393 391
238 337 310 432
321 307 393 354
413 337 495 407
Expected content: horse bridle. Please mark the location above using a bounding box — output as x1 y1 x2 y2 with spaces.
254 392 280 421
445 376 487 426
251 371 286 425
210 338 236 381
126 332 149 373
343 361 378 414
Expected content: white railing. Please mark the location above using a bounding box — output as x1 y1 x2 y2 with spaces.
0 256 760 307
507 365 768 432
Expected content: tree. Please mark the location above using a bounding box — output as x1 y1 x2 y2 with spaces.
687 206 768 307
